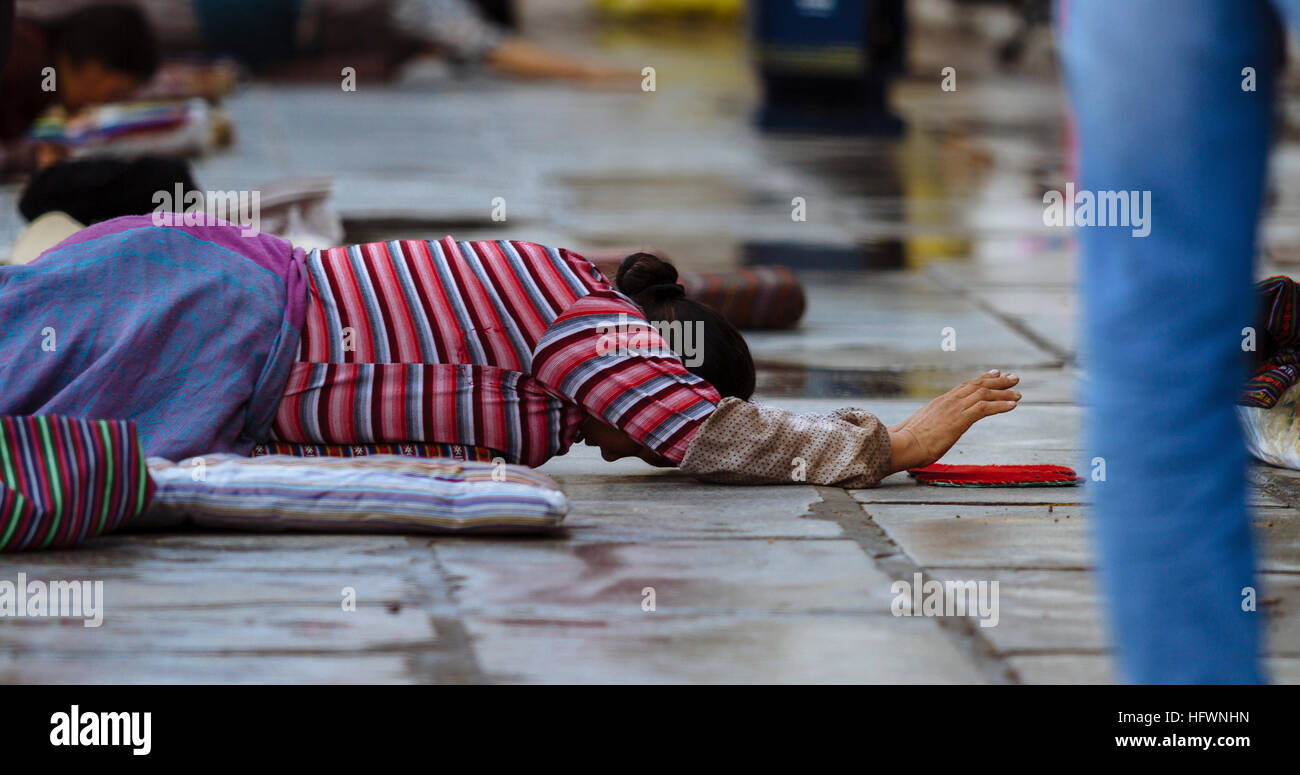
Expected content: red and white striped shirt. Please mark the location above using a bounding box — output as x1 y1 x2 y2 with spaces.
272 237 721 467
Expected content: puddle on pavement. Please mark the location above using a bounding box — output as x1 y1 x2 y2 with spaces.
755 364 981 399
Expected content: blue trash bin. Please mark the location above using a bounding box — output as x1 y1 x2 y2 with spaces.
751 0 907 134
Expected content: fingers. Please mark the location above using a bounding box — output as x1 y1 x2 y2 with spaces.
962 374 1023 420
977 371 1019 388
967 399 1019 420
955 370 1019 396
965 387 1022 405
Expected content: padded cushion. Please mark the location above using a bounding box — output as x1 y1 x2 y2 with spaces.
908 463 1082 487
143 453 568 533
680 266 806 331
587 252 806 330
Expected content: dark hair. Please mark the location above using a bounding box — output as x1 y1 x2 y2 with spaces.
616 252 756 401
50 5 159 80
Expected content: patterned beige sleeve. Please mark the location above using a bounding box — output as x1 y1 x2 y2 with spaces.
678 398 893 487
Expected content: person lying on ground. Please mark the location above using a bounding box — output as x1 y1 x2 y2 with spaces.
18 0 627 81
0 217 1022 486
0 4 158 173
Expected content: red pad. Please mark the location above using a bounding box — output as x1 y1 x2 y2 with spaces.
908 464 1082 487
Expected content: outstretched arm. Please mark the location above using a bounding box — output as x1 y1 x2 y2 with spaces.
679 371 1022 487
391 0 630 80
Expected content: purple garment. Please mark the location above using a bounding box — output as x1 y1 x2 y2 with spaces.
0 216 307 460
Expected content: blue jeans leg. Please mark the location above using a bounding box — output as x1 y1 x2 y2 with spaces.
1057 0 1278 683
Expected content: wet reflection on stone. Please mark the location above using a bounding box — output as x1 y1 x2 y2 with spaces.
755 364 1007 399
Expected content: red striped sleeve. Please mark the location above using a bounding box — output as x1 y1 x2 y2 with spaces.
532 292 720 463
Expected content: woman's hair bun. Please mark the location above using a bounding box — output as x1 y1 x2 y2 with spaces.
616 252 680 298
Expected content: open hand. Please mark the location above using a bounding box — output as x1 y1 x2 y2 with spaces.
888 370 1021 472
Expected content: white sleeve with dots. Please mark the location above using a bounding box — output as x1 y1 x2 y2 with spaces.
679 398 892 488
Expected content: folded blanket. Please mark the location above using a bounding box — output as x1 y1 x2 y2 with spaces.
1243 275 1300 408
143 453 568 534
1 413 566 551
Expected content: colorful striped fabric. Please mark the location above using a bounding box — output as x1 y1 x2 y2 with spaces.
253 441 498 461
1243 275 1300 408
0 216 307 461
145 453 568 534
0 415 153 552
682 266 806 331
272 237 721 467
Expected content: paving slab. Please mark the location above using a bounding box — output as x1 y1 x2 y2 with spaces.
854 479 1087 505
0 652 415 684
926 249 1076 291
0 534 471 683
857 480 1283 508
866 502 1091 570
0 566 414 610
1009 655 1300 685
0 535 424 609
193 82 861 261
925 568 1105 654
464 613 986 684
1255 509 1300 573
925 567 1300 662
0 603 437 654
435 538 897 617
971 287 1078 359
741 271 1060 372
552 475 840 541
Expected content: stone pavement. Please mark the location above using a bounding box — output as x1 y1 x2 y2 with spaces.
3 3 1300 683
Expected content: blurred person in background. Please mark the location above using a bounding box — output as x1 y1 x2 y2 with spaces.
1 0 12 71
0 4 158 171
17 0 625 80
1057 0 1300 682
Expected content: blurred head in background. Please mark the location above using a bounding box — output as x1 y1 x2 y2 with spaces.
49 4 158 111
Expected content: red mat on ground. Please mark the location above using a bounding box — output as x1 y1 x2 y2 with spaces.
907 464 1082 487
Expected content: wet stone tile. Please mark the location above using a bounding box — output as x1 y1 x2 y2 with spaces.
465 613 986 684
435 539 898 616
